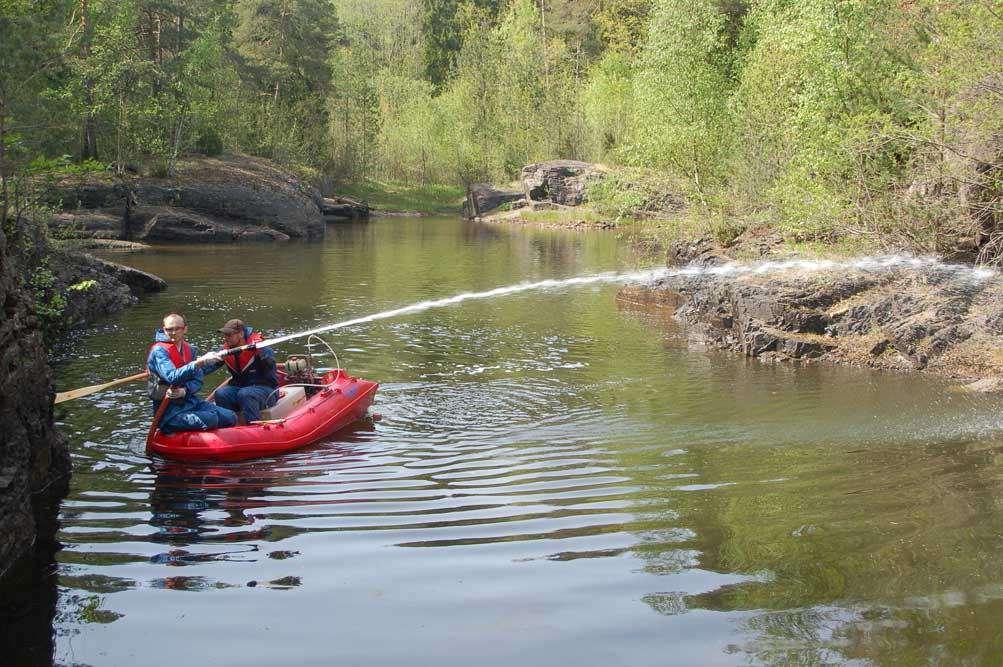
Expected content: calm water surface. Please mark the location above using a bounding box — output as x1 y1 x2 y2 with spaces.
31 218 1003 664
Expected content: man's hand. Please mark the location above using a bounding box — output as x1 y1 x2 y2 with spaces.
166 386 187 399
195 351 223 367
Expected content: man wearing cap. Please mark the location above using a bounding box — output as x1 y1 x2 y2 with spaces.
205 319 279 424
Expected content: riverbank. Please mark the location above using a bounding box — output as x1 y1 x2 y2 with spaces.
462 160 1003 389
619 236 1003 392
461 162 721 254
332 179 464 216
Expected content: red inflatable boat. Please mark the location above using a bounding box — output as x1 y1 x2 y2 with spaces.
148 370 378 462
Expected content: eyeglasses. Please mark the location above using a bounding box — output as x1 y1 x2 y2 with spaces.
164 326 186 332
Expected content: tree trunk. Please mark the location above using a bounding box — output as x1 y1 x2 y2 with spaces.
79 0 98 161
115 92 124 171
154 12 162 65
81 114 98 161
120 182 132 240
1 94 8 226
168 108 185 176
144 9 157 62
467 185 481 218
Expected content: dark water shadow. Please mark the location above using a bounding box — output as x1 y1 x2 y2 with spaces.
0 491 64 666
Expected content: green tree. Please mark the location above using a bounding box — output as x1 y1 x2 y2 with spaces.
327 45 378 178
581 51 633 159
421 0 501 90
891 0 1003 260
434 3 505 183
730 0 909 238
234 0 339 103
421 0 462 88
591 0 651 57
51 1 240 171
629 0 740 200
1 0 75 223
234 0 340 161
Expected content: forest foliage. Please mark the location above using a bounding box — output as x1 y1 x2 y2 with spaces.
1 0 1000 258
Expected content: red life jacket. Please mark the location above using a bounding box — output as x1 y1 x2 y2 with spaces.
147 341 193 401
149 341 193 370
223 331 264 375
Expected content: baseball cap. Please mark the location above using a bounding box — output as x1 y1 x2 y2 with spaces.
218 319 245 335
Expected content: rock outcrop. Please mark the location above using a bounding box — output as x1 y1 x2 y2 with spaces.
319 196 369 222
625 238 1003 387
520 160 607 207
462 184 526 218
462 160 609 218
45 154 327 243
49 251 167 329
0 227 70 580
0 222 163 584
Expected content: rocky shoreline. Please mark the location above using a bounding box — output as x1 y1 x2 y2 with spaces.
51 250 167 329
0 234 69 580
45 154 368 244
462 159 683 230
467 161 1003 389
621 238 1003 391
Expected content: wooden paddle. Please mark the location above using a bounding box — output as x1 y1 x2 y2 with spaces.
146 372 228 450
207 377 231 403
55 371 149 404
146 393 173 450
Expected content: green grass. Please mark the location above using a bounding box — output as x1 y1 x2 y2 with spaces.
334 179 465 214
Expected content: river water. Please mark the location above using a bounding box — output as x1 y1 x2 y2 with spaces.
27 217 1003 664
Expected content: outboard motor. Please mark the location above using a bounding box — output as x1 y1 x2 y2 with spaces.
284 354 313 382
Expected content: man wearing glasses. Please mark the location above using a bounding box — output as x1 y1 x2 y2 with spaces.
147 312 238 434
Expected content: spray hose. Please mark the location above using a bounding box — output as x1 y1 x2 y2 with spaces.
221 268 670 357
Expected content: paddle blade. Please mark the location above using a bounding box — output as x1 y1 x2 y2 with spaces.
55 371 149 404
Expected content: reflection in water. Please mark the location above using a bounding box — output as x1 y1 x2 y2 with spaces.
27 217 1003 665
631 430 1003 662
0 493 62 666
145 428 373 591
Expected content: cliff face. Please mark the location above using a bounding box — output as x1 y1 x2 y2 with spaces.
0 226 69 578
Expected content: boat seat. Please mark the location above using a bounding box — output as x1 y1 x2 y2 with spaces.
258 386 307 421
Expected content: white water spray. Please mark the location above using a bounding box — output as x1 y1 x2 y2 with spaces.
244 254 996 352
678 254 997 282
253 267 671 350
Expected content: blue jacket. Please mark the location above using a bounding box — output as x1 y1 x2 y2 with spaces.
147 329 207 423
204 326 278 389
